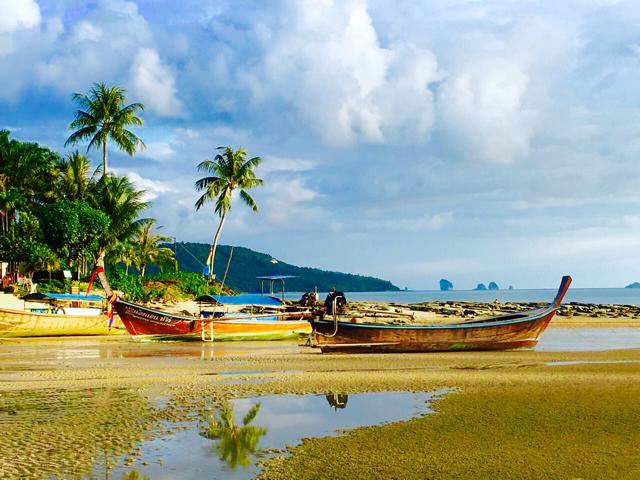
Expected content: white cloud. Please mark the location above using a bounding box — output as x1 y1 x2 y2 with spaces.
111 169 177 201
130 47 186 117
435 18 573 164
138 141 175 160
223 0 442 146
259 177 321 226
72 21 102 43
258 156 315 175
36 0 153 93
0 0 40 33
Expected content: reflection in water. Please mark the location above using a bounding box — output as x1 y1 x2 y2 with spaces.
122 471 150 480
95 390 445 480
200 403 267 469
325 393 349 410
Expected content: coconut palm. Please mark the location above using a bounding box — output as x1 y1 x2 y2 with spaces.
90 174 149 264
194 147 263 279
107 239 136 274
132 219 175 277
65 83 145 175
200 402 267 469
58 151 98 201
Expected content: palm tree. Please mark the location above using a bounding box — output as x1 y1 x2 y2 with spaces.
58 151 97 201
65 83 145 175
194 147 263 280
200 402 267 469
107 239 136 274
90 174 149 265
132 219 175 277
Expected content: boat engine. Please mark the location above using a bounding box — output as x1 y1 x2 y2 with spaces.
324 291 347 315
300 290 319 307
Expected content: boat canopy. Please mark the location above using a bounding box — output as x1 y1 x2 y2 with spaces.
255 275 297 280
194 294 284 306
22 293 105 302
256 275 297 300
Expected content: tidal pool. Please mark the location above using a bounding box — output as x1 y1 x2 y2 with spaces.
92 389 448 480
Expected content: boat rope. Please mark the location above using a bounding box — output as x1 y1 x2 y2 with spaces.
315 297 340 338
176 243 207 267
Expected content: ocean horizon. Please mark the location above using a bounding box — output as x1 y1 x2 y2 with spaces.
285 288 640 306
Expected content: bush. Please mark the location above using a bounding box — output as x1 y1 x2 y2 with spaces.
105 269 229 303
36 279 67 293
146 272 223 298
108 267 144 302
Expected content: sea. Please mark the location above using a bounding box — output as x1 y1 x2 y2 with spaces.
285 288 640 305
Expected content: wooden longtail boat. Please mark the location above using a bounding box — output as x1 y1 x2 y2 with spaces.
0 293 124 338
87 268 312 342
112 300 311 342
310 276 572 353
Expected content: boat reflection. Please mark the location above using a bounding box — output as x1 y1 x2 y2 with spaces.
200 403 267 469
325 393 349 410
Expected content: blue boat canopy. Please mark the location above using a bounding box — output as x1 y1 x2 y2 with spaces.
255 275 297 280
194 294 284 306
22 292 105 302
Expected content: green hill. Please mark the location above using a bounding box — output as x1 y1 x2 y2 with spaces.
148 242 399 293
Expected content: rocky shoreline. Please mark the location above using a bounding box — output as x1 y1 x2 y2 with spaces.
399 300 640 320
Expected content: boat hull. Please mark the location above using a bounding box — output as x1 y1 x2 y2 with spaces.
311 276 572 353
310 309 555 353
0 307 125 338
114 301 311 342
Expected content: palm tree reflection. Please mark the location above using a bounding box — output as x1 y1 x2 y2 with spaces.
325 393 349 410
200 402 267 469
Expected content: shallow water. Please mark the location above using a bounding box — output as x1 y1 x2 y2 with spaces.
93 390 447 480
535 328 640 351
287 287 640 305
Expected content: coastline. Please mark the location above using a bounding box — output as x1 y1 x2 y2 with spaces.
1 293 639 478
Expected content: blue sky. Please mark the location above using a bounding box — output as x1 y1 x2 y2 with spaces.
2 0 640 289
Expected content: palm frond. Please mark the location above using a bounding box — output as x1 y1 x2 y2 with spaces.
239 190 258 212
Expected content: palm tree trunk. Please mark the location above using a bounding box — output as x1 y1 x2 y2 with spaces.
140 263 146 277
102 140 107 176
208 212 227 280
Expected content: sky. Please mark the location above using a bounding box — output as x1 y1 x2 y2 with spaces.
2 0 640 289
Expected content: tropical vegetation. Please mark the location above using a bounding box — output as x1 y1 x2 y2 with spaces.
195 146 263 280
0 128 155 289
0 82 167 297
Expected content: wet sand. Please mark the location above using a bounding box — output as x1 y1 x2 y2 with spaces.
1 319 639 478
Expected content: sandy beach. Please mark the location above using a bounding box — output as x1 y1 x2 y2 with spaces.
1 295 639 479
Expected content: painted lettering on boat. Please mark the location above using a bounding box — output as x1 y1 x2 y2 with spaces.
123 305 176 325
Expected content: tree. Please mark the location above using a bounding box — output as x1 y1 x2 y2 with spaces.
65 83 145 175
108 240 137 275
40 201 110 277
194 147 263 280
131 219 175 277
0 130 60 222
0 212 61 277
90 174 149 264
58 151 97 201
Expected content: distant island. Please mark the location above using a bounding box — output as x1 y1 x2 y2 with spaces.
625 282 640 289
488 282 499 290
475 283 487 291
151 242 400 293
475 282 499 291
439 279 454 291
